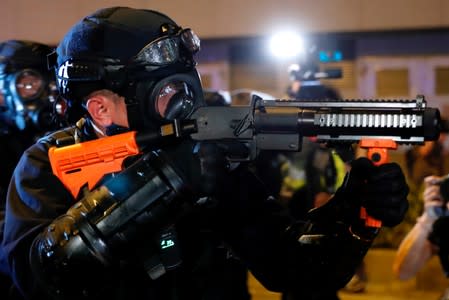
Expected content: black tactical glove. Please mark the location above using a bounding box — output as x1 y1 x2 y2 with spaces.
334 157 409 227
307 157 409 228
36 215 76 255
30 210 114 297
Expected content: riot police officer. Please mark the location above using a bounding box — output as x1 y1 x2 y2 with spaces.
2 7 409 300
0 39 58 201
0 39 58 299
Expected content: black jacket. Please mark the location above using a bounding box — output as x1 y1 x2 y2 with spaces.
1 119 372 300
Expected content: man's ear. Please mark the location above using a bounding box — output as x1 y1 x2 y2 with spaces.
85 95 112 127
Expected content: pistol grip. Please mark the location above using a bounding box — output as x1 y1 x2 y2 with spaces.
360 207 382 228
359 139 398 228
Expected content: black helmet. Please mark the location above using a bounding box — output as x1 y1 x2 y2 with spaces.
0 40 57 132
52 6 204 131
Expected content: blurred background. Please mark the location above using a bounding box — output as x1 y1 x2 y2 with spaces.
3 0 449 110
2 1 449 299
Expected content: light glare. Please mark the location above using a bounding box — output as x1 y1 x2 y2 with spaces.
269 31 304 59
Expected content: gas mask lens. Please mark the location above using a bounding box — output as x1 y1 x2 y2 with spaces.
155 81 194 120
12 69 44 100
134 28 200 65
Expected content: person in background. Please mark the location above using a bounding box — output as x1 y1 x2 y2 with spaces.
403 137 449 241
0 39 58 202
0 39 58 299
393 174 449 300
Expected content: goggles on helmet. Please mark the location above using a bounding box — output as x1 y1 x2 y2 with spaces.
54 28 200 102
133 28 200 66
55 28 200 81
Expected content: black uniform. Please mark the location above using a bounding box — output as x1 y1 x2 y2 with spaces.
1 119 375 300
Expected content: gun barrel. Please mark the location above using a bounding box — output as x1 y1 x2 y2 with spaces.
190 96 441 159
254 105 441 144
191 96 441 143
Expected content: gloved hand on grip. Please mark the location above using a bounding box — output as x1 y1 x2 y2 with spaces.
308 157 409 230
335 157 409 227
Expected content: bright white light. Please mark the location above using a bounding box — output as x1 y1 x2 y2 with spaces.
269 31 304 59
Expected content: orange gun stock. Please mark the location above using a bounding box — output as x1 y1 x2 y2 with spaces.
49 131 140 198
48 120 198 199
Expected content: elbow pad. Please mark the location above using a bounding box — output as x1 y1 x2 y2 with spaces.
30 150 191 297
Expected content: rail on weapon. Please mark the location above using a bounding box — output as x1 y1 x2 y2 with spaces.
189 94 441 161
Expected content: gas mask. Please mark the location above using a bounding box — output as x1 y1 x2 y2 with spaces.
126 27 203 130
129 70 204 131
55 25 204 133
0 68 58 132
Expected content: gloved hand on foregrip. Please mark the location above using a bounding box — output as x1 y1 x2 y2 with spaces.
335 157 409 227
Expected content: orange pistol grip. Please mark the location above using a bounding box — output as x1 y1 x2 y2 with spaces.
359 139 398 228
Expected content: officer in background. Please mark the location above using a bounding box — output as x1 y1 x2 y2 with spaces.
0 40 58 201
0 40 58 298
1 7 409 300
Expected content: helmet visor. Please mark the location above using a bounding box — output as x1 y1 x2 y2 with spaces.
134 28 200 66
